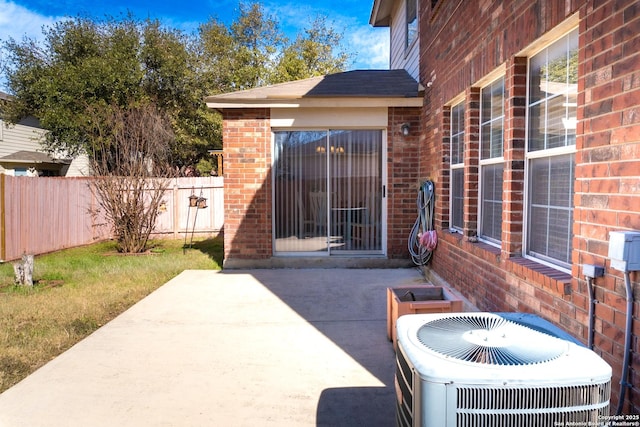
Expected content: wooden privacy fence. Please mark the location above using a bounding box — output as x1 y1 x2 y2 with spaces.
0 175 224 262
153 177 224 239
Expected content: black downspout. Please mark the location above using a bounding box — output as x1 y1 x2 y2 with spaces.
586 276 596 350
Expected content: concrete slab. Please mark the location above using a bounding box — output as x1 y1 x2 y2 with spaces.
0 268 427 427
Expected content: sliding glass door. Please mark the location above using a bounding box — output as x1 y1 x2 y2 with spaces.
273 129 384 255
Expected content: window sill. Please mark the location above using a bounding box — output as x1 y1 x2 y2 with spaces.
441 229 501 262
507 256 572 296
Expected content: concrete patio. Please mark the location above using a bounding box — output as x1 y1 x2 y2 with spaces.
0 268 431 426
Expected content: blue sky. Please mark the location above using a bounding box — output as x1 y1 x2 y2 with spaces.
0 0 390 91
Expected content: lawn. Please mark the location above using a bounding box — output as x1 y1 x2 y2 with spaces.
0 237 223 393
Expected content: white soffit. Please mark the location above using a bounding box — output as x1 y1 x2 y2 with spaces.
271 107 388 128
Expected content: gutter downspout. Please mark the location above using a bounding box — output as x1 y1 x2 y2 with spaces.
586 275 596 350
583 264 604 351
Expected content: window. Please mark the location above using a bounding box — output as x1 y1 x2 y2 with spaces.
479 77 505 244
406 0 417 49
526 29 578 269
450 102 465 232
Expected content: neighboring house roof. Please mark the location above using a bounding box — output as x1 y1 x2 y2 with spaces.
0 150 70 165
369 0 394 27
205 69 424 109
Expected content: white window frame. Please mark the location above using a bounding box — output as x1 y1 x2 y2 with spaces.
523 28 578 272
478 76 505 246
449 101 465 233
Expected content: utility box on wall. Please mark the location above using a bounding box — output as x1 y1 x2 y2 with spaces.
608 231 640 272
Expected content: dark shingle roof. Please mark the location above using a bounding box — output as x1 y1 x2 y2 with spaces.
305 70 421 98
0 150 69 164
205 69 423 109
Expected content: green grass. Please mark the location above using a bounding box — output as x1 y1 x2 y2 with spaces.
0 237 223 393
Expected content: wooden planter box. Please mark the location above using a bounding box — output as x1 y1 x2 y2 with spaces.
387 286 464 348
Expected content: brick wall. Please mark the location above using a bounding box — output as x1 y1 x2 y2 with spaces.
420 0 639 413
576 1 640 413
221 109 272 262
222 107 422 263
388 107 423 258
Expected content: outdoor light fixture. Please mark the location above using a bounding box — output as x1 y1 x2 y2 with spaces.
401 123 411 136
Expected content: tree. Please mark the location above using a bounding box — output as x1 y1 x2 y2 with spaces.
197 3 351 93
272 16 350 83
1 16 216 168
3 17 143 157
197 2 285 93
140 21 218 170
88 102 176 253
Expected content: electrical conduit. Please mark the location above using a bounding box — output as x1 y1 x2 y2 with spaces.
616 271 634 415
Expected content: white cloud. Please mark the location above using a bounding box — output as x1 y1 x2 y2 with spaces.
263 2 318 38
0 0 63 91
0 0 61 43
348 25 389 70
264 1 390 71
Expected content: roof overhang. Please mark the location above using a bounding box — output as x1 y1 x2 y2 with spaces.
205 69 424 111
206 97 423 110
369 0 393 27
0 150 70 166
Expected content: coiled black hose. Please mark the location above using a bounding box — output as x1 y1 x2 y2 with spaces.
408 180 436 266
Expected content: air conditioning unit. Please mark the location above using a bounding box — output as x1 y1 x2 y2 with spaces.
395 313 611 427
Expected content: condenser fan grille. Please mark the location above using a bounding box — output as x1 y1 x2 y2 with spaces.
416 314 567 365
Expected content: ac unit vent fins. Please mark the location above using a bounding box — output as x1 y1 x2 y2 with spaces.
416 314 567 365
457 383 611 410
456 409 610 427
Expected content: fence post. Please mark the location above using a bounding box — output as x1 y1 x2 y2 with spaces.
173 182 179 239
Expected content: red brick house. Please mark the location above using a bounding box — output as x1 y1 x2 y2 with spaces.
208 0 639 413
206 70 423 268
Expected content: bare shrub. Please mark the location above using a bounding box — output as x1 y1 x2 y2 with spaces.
88 103 177 253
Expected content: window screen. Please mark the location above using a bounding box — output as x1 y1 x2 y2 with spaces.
480 77 504 243
526 29 578 269
450 102 465 231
